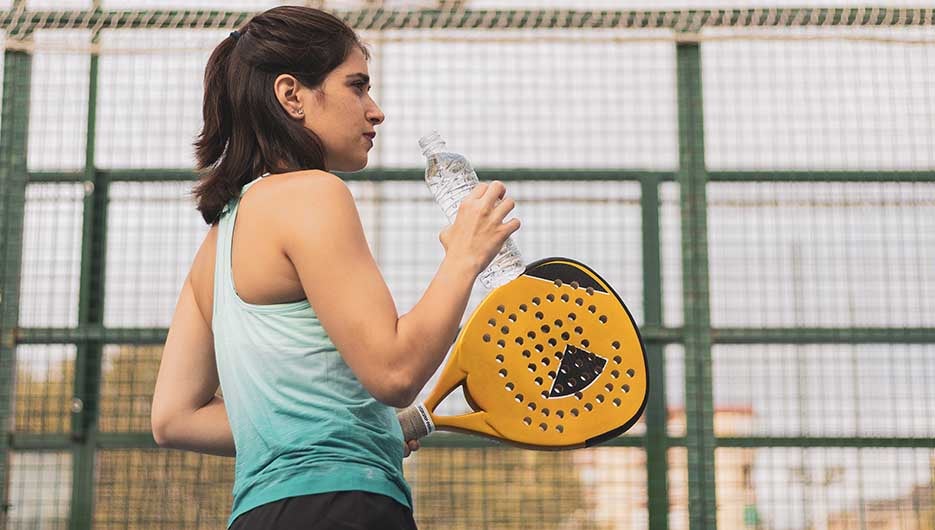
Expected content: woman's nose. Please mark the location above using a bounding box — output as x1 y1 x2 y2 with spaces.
367 101 385 125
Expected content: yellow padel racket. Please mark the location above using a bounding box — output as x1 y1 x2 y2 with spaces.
398 256 647 450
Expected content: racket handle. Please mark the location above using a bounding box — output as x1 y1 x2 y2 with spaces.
397 403 435 441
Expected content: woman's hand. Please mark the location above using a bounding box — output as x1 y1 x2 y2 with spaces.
403 439 421 458
438 181 520 275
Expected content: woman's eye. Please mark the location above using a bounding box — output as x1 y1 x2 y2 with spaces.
353 83 369 93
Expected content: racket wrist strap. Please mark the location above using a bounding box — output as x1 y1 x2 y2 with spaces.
415 403 435 434
398 403 435 441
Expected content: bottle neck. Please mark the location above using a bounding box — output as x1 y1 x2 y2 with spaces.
419 132 447 157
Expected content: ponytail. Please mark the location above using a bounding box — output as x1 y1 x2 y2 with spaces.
193 35 240 224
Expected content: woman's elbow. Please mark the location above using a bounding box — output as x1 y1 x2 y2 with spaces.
150 409 176 448
369 372 420 409
372 390 417 410
151 423 169 448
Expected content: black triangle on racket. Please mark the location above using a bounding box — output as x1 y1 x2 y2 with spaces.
548 344 607 398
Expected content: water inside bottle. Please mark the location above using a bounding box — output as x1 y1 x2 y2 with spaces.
425 152 478 222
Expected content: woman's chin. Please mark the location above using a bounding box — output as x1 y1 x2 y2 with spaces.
329 156 369 173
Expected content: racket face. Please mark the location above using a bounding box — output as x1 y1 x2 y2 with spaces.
454 257 648 448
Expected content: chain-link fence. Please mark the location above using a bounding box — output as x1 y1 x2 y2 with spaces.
2 2 934 529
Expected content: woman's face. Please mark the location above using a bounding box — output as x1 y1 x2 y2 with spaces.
300 46 384 172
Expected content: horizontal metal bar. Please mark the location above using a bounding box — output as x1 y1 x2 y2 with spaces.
98 169 196 181
709 170 935 183
8 432 159 450
368 169 675 183
17 327 168 344
18 326 935 346
11 432 930 451
643 326 684 343
26 171 84 183
717 436 935 448
28 170 195 183
6 431 647 451
30 169 934 185
16 325 682 345
28 169 674 183
712 327 935 344
3 8 931 35
96 432 159 449
7 433 73 450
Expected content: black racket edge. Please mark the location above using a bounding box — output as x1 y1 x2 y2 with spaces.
520 256 650 448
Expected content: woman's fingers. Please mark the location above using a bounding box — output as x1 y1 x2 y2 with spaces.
444 179 519 273
502 217 521 235
482 180 506 204
403 439 421 458
492 196 516 219
469 182 489 199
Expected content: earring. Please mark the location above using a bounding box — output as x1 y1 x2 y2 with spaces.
296 109 304 117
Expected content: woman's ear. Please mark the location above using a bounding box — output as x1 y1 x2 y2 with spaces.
274 73 305 120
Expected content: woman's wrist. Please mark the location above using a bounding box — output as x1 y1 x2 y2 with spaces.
441 253 481 279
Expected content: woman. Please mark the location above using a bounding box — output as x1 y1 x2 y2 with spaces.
150 6 521 530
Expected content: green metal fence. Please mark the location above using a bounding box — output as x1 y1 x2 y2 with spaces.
2 3 934 529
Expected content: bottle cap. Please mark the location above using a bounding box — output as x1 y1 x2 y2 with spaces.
419 131 447 156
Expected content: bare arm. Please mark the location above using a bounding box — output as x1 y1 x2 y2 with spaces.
151 275 235 457
280 172 519 408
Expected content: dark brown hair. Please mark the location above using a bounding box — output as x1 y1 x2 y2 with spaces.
193 6 369 224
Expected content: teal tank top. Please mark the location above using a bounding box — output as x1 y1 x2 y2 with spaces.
212 177 412 528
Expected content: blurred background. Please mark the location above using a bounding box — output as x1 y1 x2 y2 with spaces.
1 1 934 529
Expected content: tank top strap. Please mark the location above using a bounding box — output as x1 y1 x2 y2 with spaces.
213 174 266 318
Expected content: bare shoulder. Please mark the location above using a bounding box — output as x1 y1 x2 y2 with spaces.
257 169 351 206
252 170 358 230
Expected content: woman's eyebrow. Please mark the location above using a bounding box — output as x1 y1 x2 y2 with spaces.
346 73 370 83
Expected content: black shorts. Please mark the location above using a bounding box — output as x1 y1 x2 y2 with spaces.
229 491 418 530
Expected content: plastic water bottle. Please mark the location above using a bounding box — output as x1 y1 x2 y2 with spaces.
419 131 525 290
